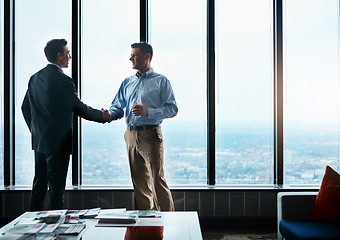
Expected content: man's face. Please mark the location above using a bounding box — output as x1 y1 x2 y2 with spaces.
59 45 72 68
129 48 148 71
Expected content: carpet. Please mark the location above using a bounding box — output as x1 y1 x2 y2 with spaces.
202 229 277 240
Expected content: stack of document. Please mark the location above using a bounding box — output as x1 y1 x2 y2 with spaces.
65 207 101 220
0 210 87 240
95 209 139 224
95 209 164 227
128 210 161 218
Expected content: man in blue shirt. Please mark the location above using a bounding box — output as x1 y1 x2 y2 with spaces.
108 42 177 211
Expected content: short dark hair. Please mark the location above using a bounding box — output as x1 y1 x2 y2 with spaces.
131 42 153 61
44 39 67 63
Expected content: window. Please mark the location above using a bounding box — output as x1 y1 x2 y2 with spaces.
15 0 71 185
149 0 207 185
81 0 139 185
215 0 274 184
3 1 340 187
283 0 340 184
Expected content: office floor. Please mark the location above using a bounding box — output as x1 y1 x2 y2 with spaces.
202 227 277 240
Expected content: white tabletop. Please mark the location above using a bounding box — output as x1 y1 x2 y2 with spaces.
1 211 202 240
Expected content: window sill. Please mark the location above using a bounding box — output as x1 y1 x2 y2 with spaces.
0 184 320 191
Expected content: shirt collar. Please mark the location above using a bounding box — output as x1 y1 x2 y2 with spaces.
48 63 63 72
136 68 154 78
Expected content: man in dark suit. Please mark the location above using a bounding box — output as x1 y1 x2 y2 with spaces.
21 39 110 211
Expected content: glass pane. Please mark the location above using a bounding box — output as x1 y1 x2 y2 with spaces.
15 0 71 186
283 0 340 184
150 0 207 185
0 0 3 186
81 0 139 185
216 0 274 184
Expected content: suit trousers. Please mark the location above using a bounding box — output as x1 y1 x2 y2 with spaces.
30 150 70 211
124 127 174 211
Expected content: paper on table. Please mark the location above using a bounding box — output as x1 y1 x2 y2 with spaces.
127 210 162 218
15 210 67 225
39 223 59 233
97 208 126 216
54 224 86 235
96 216 164 227
0 232 57 240
95 208 140 226
38 210 67 217
6 223 47 234
84 207 101 217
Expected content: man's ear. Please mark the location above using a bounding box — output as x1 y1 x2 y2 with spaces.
57 52 63 60
146 53 151 61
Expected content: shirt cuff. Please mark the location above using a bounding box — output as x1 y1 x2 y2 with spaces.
108 109 123 123
147 108 158 120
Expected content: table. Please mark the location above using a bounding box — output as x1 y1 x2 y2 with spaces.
0 211 202 240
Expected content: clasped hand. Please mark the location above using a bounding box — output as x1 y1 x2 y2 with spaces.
101 108 110 123
101 103 148 123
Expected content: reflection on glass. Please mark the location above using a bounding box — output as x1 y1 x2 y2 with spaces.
216 0 274 184
15 0 71 185
81 0 139 185
125 226 164 240
283 0 340 184
150 0 207 185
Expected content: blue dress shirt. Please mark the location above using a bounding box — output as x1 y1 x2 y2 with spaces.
108 68 178 126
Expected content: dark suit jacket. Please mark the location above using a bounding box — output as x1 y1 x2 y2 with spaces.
21 64 103 154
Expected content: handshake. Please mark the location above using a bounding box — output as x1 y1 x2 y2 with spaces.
100 103 148 124
101 108 110 123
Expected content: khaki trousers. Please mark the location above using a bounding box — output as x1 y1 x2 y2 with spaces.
124 127 174 211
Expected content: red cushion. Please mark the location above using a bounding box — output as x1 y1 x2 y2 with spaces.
309 166 340 222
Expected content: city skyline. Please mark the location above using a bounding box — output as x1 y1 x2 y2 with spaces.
6 120 340 187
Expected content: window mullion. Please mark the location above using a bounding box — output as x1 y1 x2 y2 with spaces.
207 0 215 186
4 0 15 187
140 0 148 42
71 0 82 186
274 0 284 185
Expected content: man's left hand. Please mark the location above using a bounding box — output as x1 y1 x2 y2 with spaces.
132 104 148 117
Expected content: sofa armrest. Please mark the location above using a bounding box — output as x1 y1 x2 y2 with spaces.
277 192 317 240
278 192 317 221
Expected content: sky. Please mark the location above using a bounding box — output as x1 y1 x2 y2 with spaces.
11 0 340 124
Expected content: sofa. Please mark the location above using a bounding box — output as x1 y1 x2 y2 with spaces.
277 192 340 240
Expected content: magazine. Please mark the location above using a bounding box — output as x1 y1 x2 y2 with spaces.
128 210 162 218
0 233 57 240
6 223 47 234
96 213 139 224
54 224 86 235
3 210 86 238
